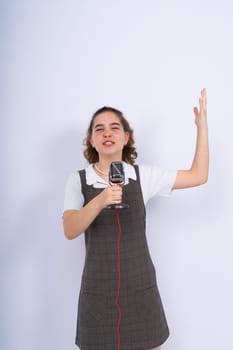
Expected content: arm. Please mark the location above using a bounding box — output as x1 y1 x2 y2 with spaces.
173 88 209 189
63 185 122 240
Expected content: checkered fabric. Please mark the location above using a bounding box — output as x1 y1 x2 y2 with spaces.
76 166 169 350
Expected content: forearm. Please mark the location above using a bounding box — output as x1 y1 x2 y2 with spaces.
174 125 209 189
63 184 123 239
63 196 104 240
190 124 209 183
173 88 209 190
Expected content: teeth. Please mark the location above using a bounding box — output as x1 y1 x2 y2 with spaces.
104 141 114 145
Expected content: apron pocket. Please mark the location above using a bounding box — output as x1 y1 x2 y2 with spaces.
135 284 166 323
79 291 108 326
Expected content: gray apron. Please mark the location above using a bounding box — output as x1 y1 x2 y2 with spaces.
76 165 169 350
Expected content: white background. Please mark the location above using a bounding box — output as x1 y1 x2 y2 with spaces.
1 0 233 349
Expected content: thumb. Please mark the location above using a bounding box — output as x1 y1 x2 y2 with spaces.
193 106 198 117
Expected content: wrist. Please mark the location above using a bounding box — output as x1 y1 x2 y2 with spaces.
94 192 106 211
196 121 208 132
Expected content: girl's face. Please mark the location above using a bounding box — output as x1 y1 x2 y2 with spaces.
90 112 129 161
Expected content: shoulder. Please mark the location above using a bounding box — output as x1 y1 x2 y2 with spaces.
64 164 91 189
63 168 87 212
123 162 137 181
134 163 177 202
67 164 92 178
137 163 176 179
66 169 81 183
133 163 164 182
123 162 161 183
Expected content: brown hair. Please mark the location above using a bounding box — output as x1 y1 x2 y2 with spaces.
83 106 137 164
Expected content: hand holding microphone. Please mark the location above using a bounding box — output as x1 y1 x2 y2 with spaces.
106 162 129 209
99 185 123 207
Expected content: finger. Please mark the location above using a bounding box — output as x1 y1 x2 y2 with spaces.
113 191 122 200
200 96 207 115
201 87 207 98
112 194 122 203
112 187 122 195
201 88 207 109
199 97 204 111
193 106 199 117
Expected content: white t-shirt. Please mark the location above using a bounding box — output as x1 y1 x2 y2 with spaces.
63 163 177 212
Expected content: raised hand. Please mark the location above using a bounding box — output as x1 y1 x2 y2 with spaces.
173 88 209 190
193 88 207 128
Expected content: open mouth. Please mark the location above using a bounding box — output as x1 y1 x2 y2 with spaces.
103 141 115 145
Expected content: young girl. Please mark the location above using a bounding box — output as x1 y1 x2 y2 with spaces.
63 89 208 350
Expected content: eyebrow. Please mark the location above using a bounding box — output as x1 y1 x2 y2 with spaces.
94 122 121 129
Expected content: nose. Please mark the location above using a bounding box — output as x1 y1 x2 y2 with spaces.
103 128 112 137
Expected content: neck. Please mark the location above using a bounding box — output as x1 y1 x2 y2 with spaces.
97 157 123 171
95 159 122 176
94 163 108 176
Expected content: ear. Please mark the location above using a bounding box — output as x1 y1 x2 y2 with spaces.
124 131 130 145
88 135 94 148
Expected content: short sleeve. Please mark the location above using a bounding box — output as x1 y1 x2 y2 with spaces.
63 171 84 212
139 164 177 204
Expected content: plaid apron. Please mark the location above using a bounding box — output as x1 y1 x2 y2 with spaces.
76 165 169 350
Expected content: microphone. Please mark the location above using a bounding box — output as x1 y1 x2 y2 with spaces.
109 162 125 185
106 162 129 209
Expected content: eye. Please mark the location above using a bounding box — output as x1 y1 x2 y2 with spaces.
95 128 104 132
